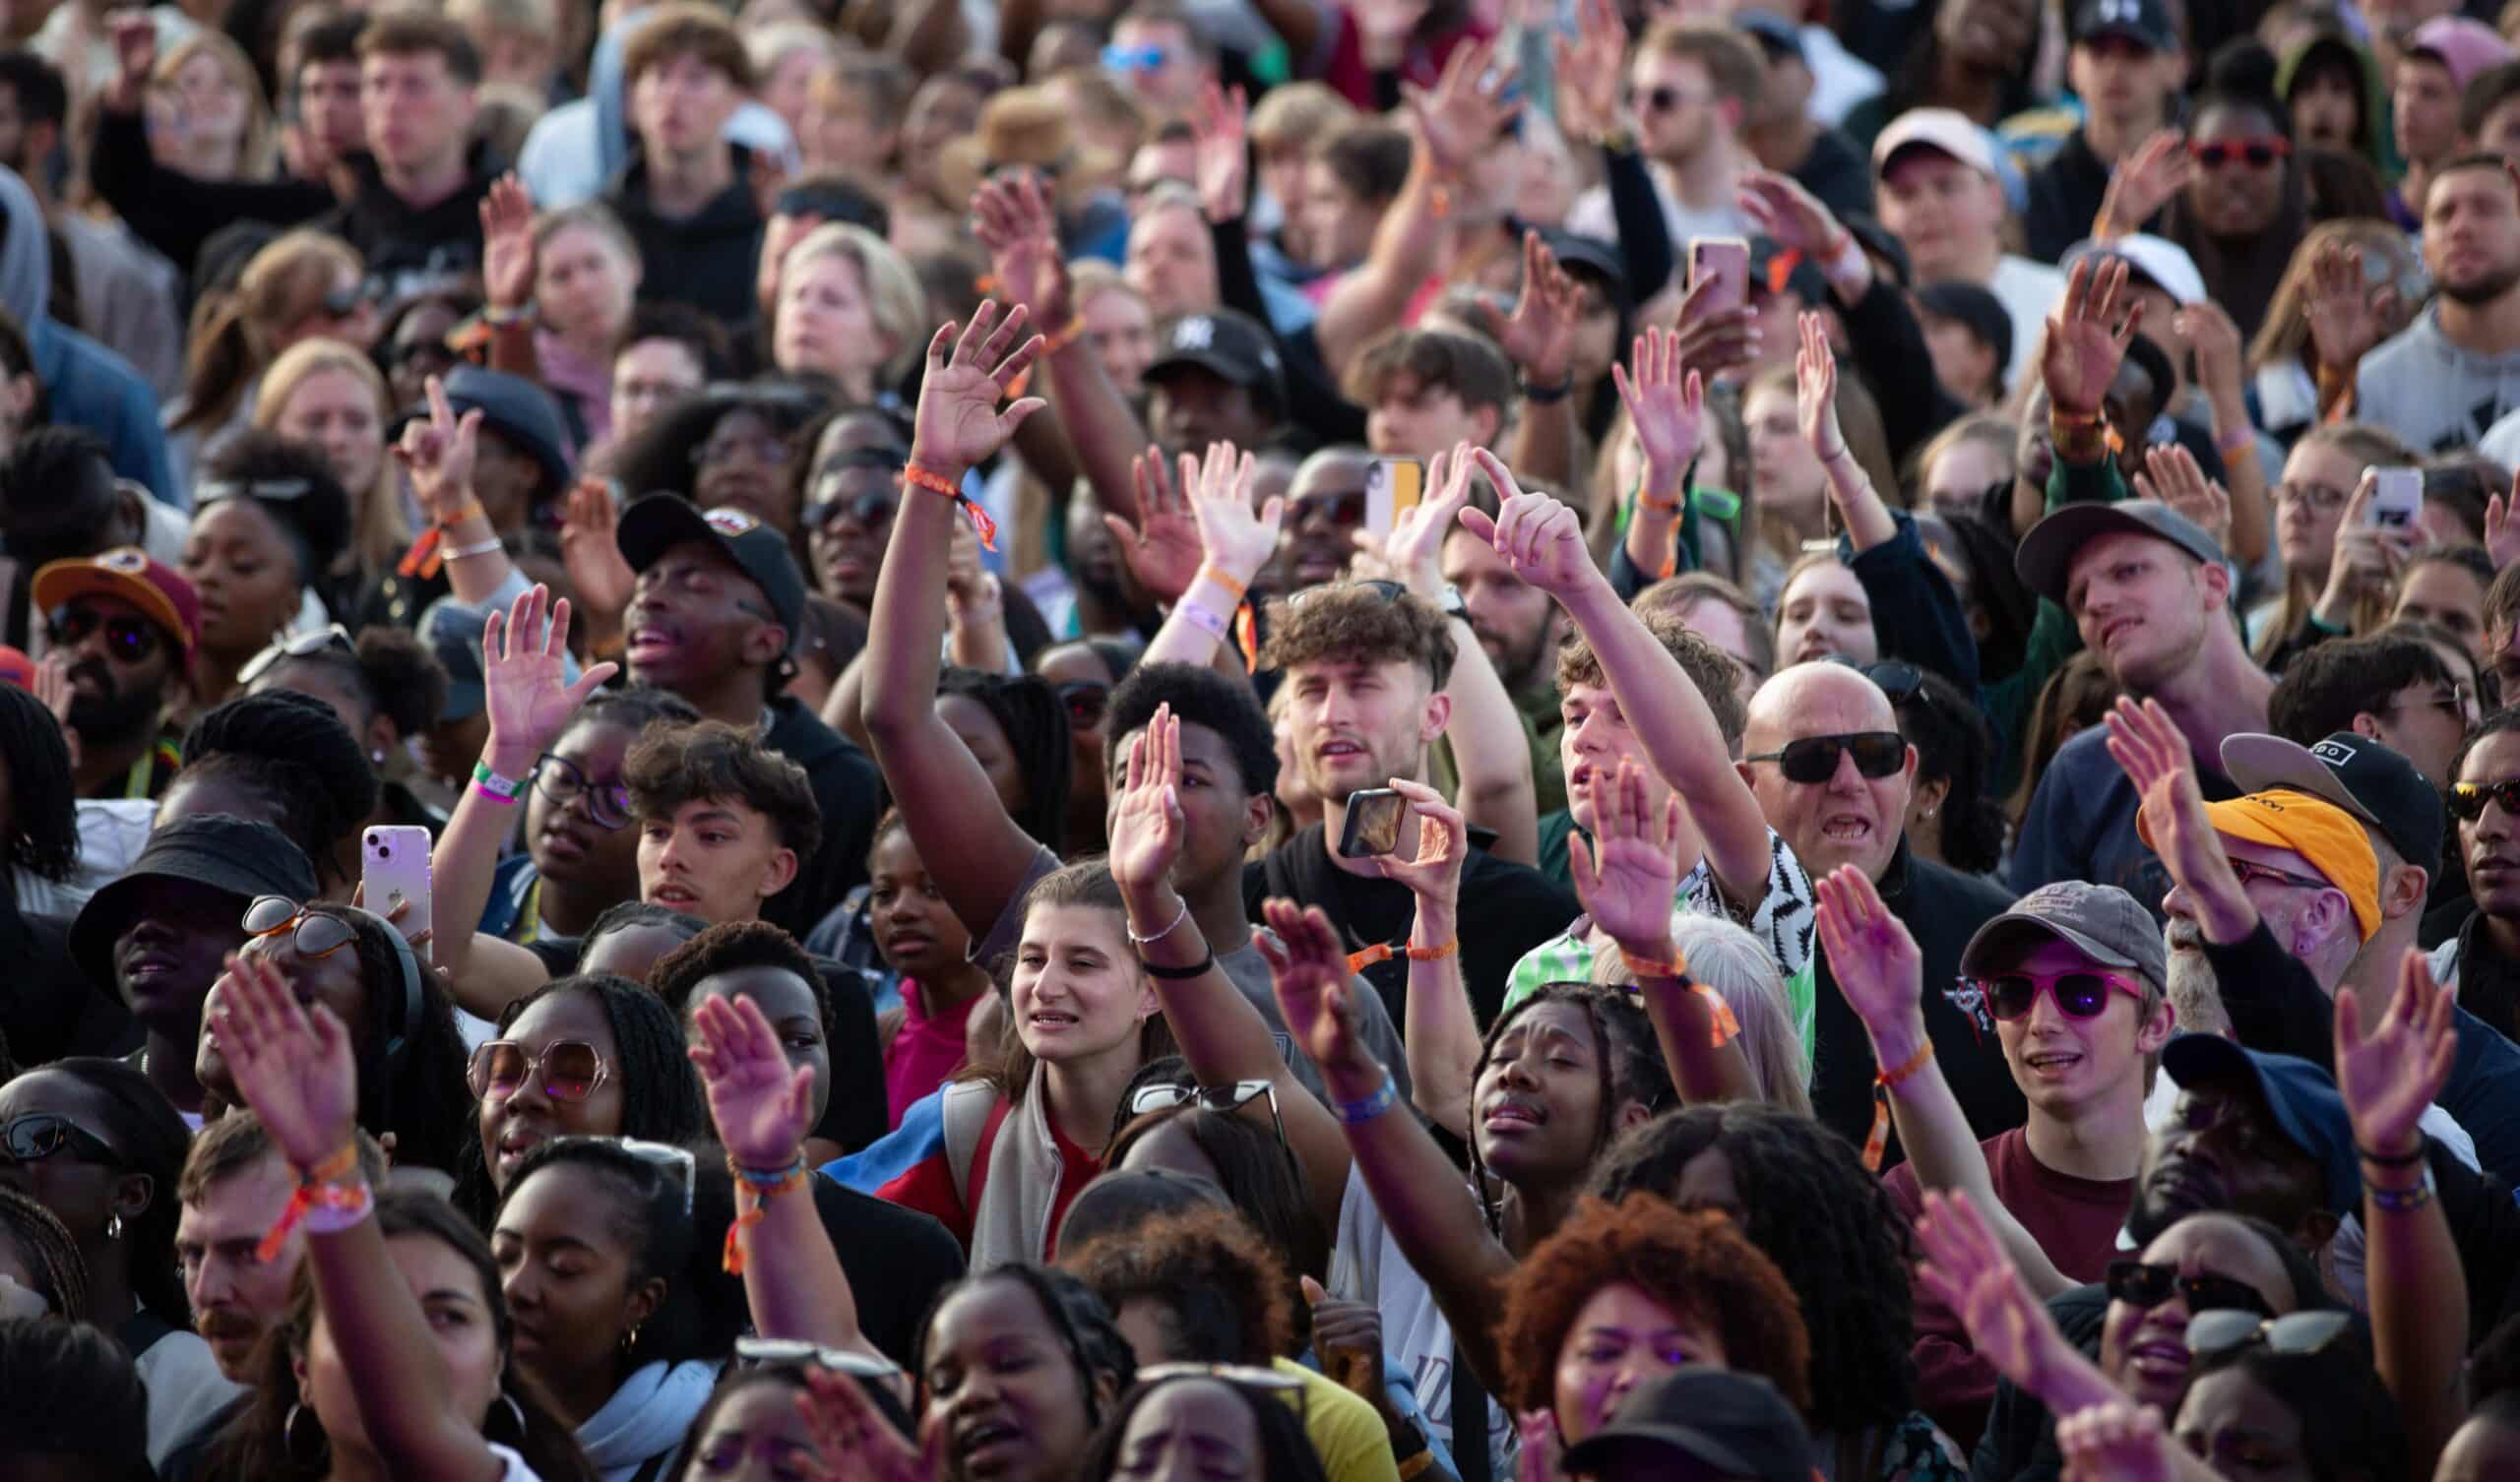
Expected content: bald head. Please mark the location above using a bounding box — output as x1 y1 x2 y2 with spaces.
1744 662 1898 752
1740 662 1914 883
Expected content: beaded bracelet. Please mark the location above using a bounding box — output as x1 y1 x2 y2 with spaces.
724 1154 810 1274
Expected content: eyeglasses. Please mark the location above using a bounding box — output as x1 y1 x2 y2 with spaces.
1287 578 1408 608
734 1335 905 1379
2188 137 2290 169
1135 1361 1310 1422
1102 42 1170 71
1129 1079 1298 1180
236 624 356 687
47 604 163 664
2184 1308 2354 1361
468 1039 612 1102
2272 481 2350 514
690 432 792 468
2450 778 2520 821
2104 1260 2276 1319
0 1112 119 1164
531 753 633 831
1981 967 2144 1021
1743 730 1906 784
1055 679 1110 730
611 1136 696 1218
802 466 904 531
2226 856 2333 893
2381 687 2468 723
1292 488 1368 529
1626 85 1708 112
196 476 316 506
243 895 360 960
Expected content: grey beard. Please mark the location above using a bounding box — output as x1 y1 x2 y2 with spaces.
2165 924 2235 1039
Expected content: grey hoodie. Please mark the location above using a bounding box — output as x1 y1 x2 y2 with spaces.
2352 305 2520 453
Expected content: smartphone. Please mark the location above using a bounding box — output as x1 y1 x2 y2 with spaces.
361 826 434 967
1338 788 1410 859
2368 467 2422 529
1364 457 1423 539
1688 236 1751 315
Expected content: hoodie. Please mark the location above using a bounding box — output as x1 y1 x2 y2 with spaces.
600 145 766 326
0 165 176 503
2275 31 2394 173
516 17 794 212
577 1358 717 1482
2352 305 2520 453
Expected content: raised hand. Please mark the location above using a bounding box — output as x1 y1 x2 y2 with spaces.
1491 230 1583 385
1813 863 1925 1036
1796 311 1847 462
1187 439 1283 585
2491 486 2520 573
2318 472 2415 609
1189 79 1250 223
105 10 157 110
970 173 1070 328
1611 327 1705 482
557 478 635 623
481 584 618 756
2130 443 2232 555
1913 1190 2082 1404
1735 169 1845 263
211 950 359 1172
796 1364 942 1482
2335 949 2458 1160
1403 39 1516 180
32 654 80 772
1260 897 1377 1076
2056 1401 2175 1482
2042 256 2141 418
1551 0 1628 146
2095 130 2192 238
690 993 816 1170
1568 759 1683 957
2303 238 2386 373
1358 776 1469 905
1515 1410 1569 1482
395 374 482 524
2102 696 2248 934
1359 440 1478 592
1457 448 1598 599
1302 1274 1394 1412
1108 706 1189 896
478 173 536 313
1105 444 1207 603
2173 300 2244 410
909 302 1047 473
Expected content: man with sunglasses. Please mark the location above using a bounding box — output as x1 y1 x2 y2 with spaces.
29 545 196 800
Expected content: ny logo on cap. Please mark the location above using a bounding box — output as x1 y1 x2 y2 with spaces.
97 547 151 574
2093 0 2139 18
1173 317 1215 350
704 508 761 535
2310 738 2361 767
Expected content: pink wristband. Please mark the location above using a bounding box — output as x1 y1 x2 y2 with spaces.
1177 598 1231 643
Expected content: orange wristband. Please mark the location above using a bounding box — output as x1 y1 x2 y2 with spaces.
905 463 998 551
1862 1043 1934 1172
1198 563 1248 603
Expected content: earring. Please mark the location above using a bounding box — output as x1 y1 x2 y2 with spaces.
104 1213 122 1242
372 749 388 765
284 1402 327 1466
493 1391 528 1441
620 1321 643 1357
1922 805 1938 820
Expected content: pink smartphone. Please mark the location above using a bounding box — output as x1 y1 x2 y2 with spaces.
1688 236 1751 315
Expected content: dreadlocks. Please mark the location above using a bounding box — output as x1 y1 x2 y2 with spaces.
0 683 78 882
914 1265 1136 1432
176 689 378 889
937 666 1072 852
0 1182 89 1322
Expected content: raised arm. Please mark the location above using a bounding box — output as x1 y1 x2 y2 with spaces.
2105 698 2257 947
1358 777 1483 1136
858 304 1057 939
216 952 505 1482
2174 302 2267 568
1491 231 1585 490
1139 443 1286 672
1796 314 1894 552
1911 1188 2123 1421
1462 449 1773 907
477 175 544 385
1612 327 1705 583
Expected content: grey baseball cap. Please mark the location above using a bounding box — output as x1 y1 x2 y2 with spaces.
1960 879 2168 997
2014 498 2226 607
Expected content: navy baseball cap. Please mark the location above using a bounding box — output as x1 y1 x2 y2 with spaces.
2161 1034 2360 1215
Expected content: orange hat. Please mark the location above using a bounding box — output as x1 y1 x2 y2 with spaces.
2138 789 2379 940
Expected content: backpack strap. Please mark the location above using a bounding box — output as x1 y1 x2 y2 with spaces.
942 1080 1011 1219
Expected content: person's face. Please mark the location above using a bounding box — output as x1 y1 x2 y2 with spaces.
1560 679 1684 841
1300 158 1382 270
1776 561 1876 666
536 224 638 344
631 50 739 157
2130 1078 2327 1257
273 367 386 498
869 827 976 982
759 48 819 136
626 537 783 692
800 417 903 606
1276 452 1370 590
2366 677 2467 786
302 1232 504 1452
222 909 374 1059
2099 1212 2300 1412
2186 104 2291 238
1878 152 2002 278
479 988 626 1189
112 875 247 1039
2068 34 2175 133
1921 315 1998 406
2394 55 2463 165
1553 1282 1728 1445
2290 64 2362 154
2425 165 2520 305
181 500 306 662
360 49 472 176
495 1162 657 1398
2272 439 2356 580
1744 382 1824 528
1476 999 1626 1183
702 965 836 1137
901 79 981 190
687 1377 826 1482
803 90 886 174
1110 1379 1264 1482
2063 531 2219 694
0 1069 140 1248
1125 138 1199 207
2482 98 2520 162
777 252 894 386
2460 730 2520 921
1010 902 1150 1064
1366 374 1492 459
1110 17 1204 111
1106 718 1262 890
387 302 461 409
938 692 1027 822
295 58 365 161
639 794 795 926
1989 937 2159 1117
1284 655 1440 806
527 718 641 894
610 339 707 445
1147 367 1267 458
1922 436 2010 520
50 591 178 740
1038 642 1116 804
1080 286 1158 395
1124 207 1220 321
2163 829 2350 966
168 50 250 151
178 1151 304 1381
1440 528 1559 693
1629 52 1724 165
2437 1415 2520 1482
1741 667 1915 881
2173 1367 2315 1482
923 1275 1103 1482
577 919 693 982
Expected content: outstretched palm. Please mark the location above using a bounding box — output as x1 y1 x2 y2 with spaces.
1569 760 1680 953
910 302 1047 470
2335 950 2458 1157
2042 256 2140 417
1261 897 1365 1071
479 173 536 311
691 993 815 1169
1107 707 1187 895
1611 327 1702 476
798 1365 940 1482
215 951 358 1170
1107 446 1211 603
1813 864 1924 1032
1188 439 1282 580
483 585 617 754
970 174 1067 327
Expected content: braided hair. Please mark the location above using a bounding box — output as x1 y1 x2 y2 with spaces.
1589 1104 1917 1437
0 1182 90 1321
175 689 378 889
43 1058 192 1328
913 1265 1137 1432
501 1138 705 1369
937 666 1072 853
254 626 451 742
0 682 78 882
1467 984 1673 1239
495 975 706 1145
297 904 478 1190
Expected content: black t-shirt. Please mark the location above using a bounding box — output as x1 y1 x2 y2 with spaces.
815 957 888 1155
810 1171 965 1366
0 898 126 1067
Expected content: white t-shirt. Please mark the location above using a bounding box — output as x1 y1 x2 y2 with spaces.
490 1442 547 1482
1564 165 1749 267
1987 255 2068 391
1331 1163 1516 1478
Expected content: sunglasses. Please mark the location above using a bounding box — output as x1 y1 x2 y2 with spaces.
1130 1079 1298 1179
236 623 356 687
195 476 315 506
531 753 633 831
1288 578 1408 608
1626 85 1707 112
1055 679 1110 730
611 1136 697 1218
47 604 163 664
468 1038 612 1102
0 1112 119 1165
1102 42 1170 71
2188 137 2290 168
803 483 901 531
1135 1361 1311 1424
2184 1308 2354 1361
1293 488 1368 529
734 1335 904 1379
2450 779 2520 821
2104 1260 2276 1319
1981 966 2143 1021
243 895 360 960
1743 730 1906 784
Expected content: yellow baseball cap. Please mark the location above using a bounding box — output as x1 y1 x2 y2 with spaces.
2138 789 2379 940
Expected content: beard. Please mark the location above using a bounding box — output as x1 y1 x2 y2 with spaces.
65 662 164 744
2442 261 2520 307
2163 920 2235 1040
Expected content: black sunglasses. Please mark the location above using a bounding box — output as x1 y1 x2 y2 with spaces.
47 604 163 664
2184 1308 2353 1361
1293 488 1368 529
1 1112 119 1165
2450 779 2520 821
2104 1260 2276 1319
2187 138 2289 169
1055 679 1109 730
236 624 356 687
802 484 901 531
1743 730 1906 784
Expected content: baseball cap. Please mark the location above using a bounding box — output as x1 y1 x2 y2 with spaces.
69 814 320 996
2073 0 2176 51
616 496 810 644
420 595 588 722
1559 1368 1815 1482
1143 309 1288 415
1961 880 2169 998
1538 228 1628 305
2013 499 2227 606
31 546 202 656
2060 232 2208 305
1733 9 1806 64
2223 732 2443 879
2137 787 2381 940
394 365 573 497
1748 235 1829 306
1873 106 1999 176
2409 16 2515 92
2161 1034 2361 1215
1914 279 2014 374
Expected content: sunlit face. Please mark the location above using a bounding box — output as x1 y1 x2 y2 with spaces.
1552 1283 1726 1445
2393 55 2463 166
1441 528 1560 693
1109 16 1204 112
1124 205 1219 320
2424 165 2520 306
2097 1213 2298 1413
1283 655 1441 807
610 338 708 444
1776 560 1874 666
1922 435 2011 519
360 49 472 178
1560 681 1683 847
1743 383 1823 533
2064 530 2220 693
477 988 626 1189
301 1232 504 1453
180 499 306 663
759 48 821 136
272 366 385 496
1986 937 2158 1117
165 50 250 153
2271 438 2356 581
1670 595 1763 702
638 795 795 926
776 251 893 386
923 1275 1103 1482
1878 150 2002 278
632 49 742 157
1741 664 1915 882
536 224 639 344
178 1152 305 1381
1081 285 1158 396
1009 902 1150 1065
1474 999 1623 1183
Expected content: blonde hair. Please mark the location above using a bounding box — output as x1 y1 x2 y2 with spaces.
252 338 407 577
153 29 276 178
1910 411 2018 495
778 222 929 386
176 229 363 436
1248 81 1356 154
1590 915 1811 1116
747 20 844 80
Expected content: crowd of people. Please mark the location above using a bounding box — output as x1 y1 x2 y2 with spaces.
8 0 2520 1479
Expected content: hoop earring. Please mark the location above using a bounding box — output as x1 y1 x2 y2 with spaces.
104 1213 122 1242
284 1402 328 1467
493 1391 528 1442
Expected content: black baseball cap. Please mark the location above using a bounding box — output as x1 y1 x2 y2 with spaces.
70 815 320 997
2222 731 2444 879
393 365 573 496
1747 235 1828 307
2161 1034 2360 1214
2074 0 2176 50
1560 1368 1815 1482
1914 279 2014 376
617 495 809 643
2014 499 2227 606
1144 309 1287 415
1538 227 1629 307
1733 9 1806 64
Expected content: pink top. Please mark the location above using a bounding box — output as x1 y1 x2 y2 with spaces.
884 978 979 1128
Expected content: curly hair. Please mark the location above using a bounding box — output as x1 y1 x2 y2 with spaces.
253 625 451 741
0 1319 150 1479
625 719 822 864
1555 607 1747 750
1259 583 1455 693
650 919 824 1014
1498 1195 1811 1417
1063 1205 1295 1364
494 975 707 1147
501 1137 706 1369
0 1182 90 1322
937 666 1072 853
1468 984 1673 1236
196 429 355 584
0 682 79 882
1103 661 1279 798
176 689 378 889
1588 1104 1916 1435
914 1265 1137 1433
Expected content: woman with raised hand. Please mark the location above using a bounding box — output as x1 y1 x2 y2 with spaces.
209 947 595 1482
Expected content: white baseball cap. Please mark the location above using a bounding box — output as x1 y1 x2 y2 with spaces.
1872 107 1998 176
2059 232 2207 306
